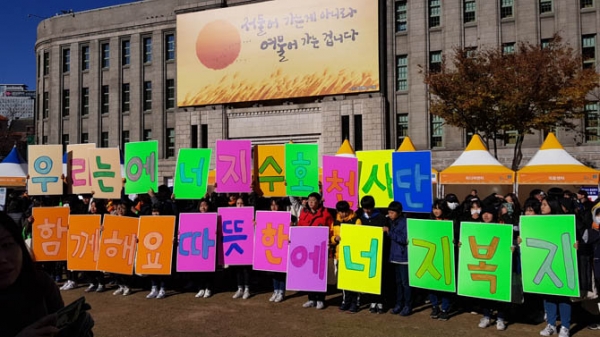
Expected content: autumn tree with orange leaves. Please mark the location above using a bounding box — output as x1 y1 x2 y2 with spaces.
423 35 600 171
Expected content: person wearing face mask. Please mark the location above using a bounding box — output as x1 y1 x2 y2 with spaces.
462 200 483 223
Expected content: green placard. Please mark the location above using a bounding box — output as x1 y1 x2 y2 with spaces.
520 215 579 297
457 222 513 302
407 219 455 292
173 148 212 199
124 141 158 194
285 143 319 197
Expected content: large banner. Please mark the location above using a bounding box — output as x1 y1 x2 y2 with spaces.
254 145 286 197
322 155 358 210
357 150 394 208
520 215 580 297
253 211 291 272
177 0 379 106
96 215 139 275
174 148 212 199
216 140 252 193
28 145 63 195
32 207 70 261
407 219 455 292
392 151 433 213
285 143 319 197
457 222 513 302
177 213 218 272
218 207 255 265
67 215 101 271
337 224 383 295
124 141 158 194
286 226 329 292
135 216 176 275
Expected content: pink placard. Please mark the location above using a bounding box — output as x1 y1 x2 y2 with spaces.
176 213 217 272
322 156 359 210
286 227 329 292
218 207 255 266
216 140 252 193
253 211 291 272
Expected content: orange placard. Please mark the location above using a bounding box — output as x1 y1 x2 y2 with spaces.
96 215 139 275
67 215 101 271
254 145 286 197
135 216 176 275
32 207 70 261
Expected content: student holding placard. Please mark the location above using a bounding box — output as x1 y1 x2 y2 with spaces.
231 196 253 300
267 198 288 303
332 200 361 313
192 199 216 299
385 201 412 316
83 200 107 293
428 199 452 321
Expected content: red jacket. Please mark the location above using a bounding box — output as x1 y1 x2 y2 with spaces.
298 206 334 229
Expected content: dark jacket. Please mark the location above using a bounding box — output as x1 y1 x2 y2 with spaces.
387 216 408 264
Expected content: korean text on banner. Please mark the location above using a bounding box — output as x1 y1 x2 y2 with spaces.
457 222 513 302
96 215 139 275
286 226 329 292
216 140 252 193
255 145 286 197
338 224 383 295
357 150 394 208
67 215 102 271
32 207 70 261
218 207 255 265
67 144 96 194
177 213 218 272
124 141 158 194
285 143 319 197
253 211 291 272
407 219 455 292
89 148 122 199
520 215 580 297
174 148 212 199
322 156 358 210
28 145 63 195
392 151 433 213
135 216 176 275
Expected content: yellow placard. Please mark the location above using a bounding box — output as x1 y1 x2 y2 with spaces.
28 145 63 195
357 150 394 208
337 224 383 295
135 216 176 275
67 215 101 271
32 207 70 261
89 148 122 199
67 143 96 195
255 145 286 197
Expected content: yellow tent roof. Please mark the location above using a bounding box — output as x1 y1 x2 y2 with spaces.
440 135 515 184
336 139 356 157
517 133 599 184
397 137 438 183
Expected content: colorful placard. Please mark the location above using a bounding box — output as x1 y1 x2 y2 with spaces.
357 150 394 208
96 215 139 275
89 148 122 199
286 226 329 292
255 145 286 197
67 143 96 194
392 151 433 213
28 145 63 195
124 141 158 194
177 213 218 272
407 219 455 292
338 224 383 295
67 215 102 271
174 148 212 199
135 216 176 275
216 140 252 193
322 155 358 210
32 207 70 261
285 143 319 197
520 215 580 297
457 222 513 302
253 211 291 272
218 207 255 265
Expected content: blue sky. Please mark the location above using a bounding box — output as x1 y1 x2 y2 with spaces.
0 0 135 90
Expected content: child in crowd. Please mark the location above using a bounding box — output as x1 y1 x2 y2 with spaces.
268 198 288 303
232 196 252 300
429 199 451 321
193 198 215 299
146 207 168 299
332 200 361 313
385 201 411 316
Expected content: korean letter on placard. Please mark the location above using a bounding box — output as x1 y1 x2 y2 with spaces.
216 140 252 193
285 143 319 197
218 207 255 266
286 226 329 292
124 141 158 194
135 216 176 275
356 150 394 208
67 143 96 195
28 145 63 195
174 148 212 199
67 215 102 271
254 145 286 197
322 155 358 210
392 151 433 213
177 213 218 272
96 215 139 275
253 211 290 272
338 224 383 295
89 148 122 199
32 207 70 261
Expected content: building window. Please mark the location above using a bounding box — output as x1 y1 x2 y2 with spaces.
62 48 70 73
585 102 600 142
430 115 444 148
541 38 552 49
143 129 152 141
81 133 89 144
42 136 48 144
503 130 518 145
429 51 442 73
101 85 109 115
122 83 130 113
81 45 90 71
429 0 441 28
121 130 130 150
43 52 49 76
500 0 514 18
464 0 476 23
502 43 515 55
395 1 407 32
397 113 409 144
201 124 208 148
540 0 553 13
101 43 110 68
61 89 70 117
581 0 594 8
43 92 49 119
62 134 69 153
166 79 175 109
465 47 477 58
166 34 175 61
191 125 198 148
396 55 408 91
583 35 596 70
101 132 109 148
143 81 152 111
341 115 350 141
166 128 175 158
81 87 89 116
37 54 41 78
122 40 130 66
143 37 152 63
354 115 363 151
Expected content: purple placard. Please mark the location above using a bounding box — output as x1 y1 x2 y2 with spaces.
322 155 359 210
218 207 255 266
286 227 329 292
176 213 217 272
216 140 252 193
253 211 291 272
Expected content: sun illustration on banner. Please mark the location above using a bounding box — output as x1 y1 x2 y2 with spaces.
196 20 242 70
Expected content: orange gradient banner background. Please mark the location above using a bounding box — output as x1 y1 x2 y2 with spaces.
177 0 379 106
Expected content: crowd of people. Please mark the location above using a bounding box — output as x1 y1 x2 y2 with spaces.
3 184 600 337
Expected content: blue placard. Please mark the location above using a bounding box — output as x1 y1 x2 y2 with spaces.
392 151 433 213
